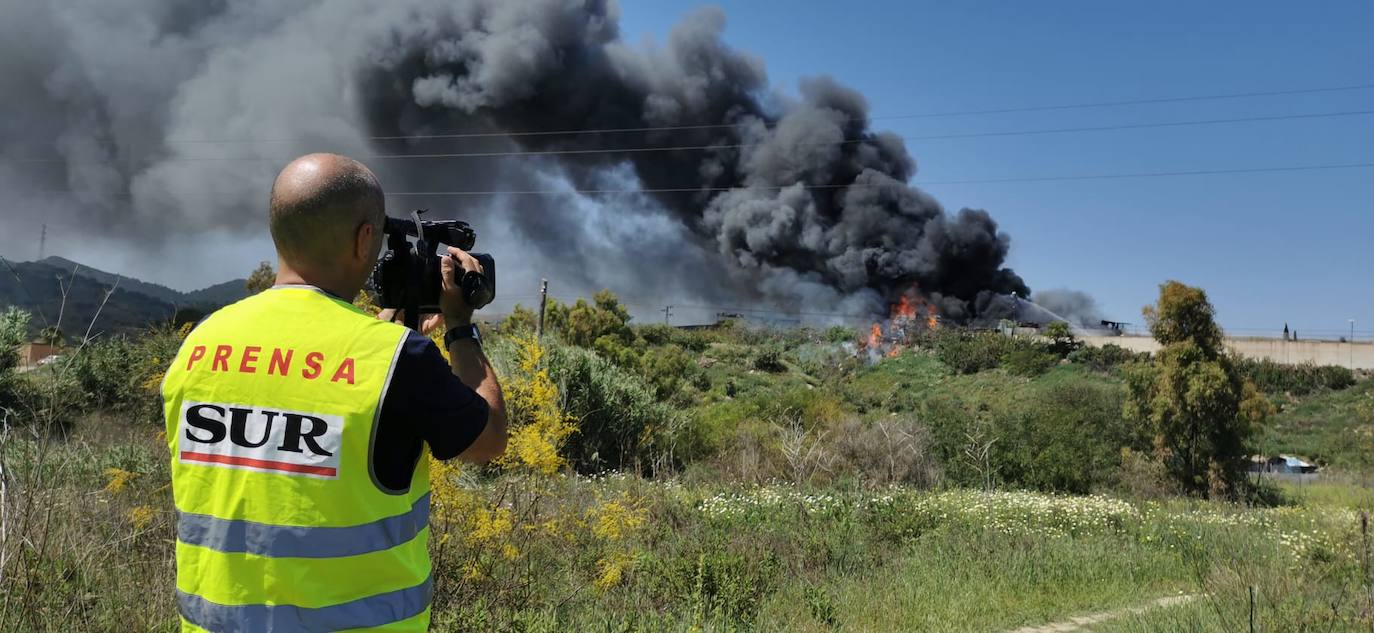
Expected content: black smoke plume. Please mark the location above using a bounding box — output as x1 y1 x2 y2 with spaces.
0 0 1027 320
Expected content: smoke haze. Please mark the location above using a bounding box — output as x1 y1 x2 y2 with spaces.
0 0 1029 321
1031 288 1105 328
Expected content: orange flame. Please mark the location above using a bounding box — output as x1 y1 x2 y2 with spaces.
891 295 918 320
867 323 883 349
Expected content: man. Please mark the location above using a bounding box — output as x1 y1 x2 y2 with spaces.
162 153 507 632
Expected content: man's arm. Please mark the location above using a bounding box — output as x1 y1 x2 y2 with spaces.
441 247 508 463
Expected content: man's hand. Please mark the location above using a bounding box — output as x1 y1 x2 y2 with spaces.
377 309 443 335
441 246 484 325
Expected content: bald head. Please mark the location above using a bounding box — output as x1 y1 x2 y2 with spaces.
269 153 385 269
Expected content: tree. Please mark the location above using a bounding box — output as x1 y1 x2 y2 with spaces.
1124 281 1270 498
501 304 537 336
562 290 633 348
1042 320 1081 357
245 261 275 295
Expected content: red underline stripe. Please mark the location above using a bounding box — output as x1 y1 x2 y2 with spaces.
180 451 337 476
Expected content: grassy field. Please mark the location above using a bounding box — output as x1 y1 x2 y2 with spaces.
4 416 1373 632
5 304 1373 631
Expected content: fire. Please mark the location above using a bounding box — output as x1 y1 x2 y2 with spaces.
892 295 918 320
867 323 882 349
858 285 941 362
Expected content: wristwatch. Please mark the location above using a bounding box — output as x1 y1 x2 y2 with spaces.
443 324 482 349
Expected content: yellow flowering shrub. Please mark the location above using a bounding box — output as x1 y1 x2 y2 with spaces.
497 334 576 475
128 505 156 530
104 467 138 494
588 494 646 541
593 552 635 591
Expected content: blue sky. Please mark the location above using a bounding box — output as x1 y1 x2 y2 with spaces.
619 1 1374 337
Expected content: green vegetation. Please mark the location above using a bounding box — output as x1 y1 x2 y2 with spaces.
3 285 1373 631
1265 378 1374 470
1124 281 1271 498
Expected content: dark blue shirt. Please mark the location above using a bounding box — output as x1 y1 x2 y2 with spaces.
372 330 488 492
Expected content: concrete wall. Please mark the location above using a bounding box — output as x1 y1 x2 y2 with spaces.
1081 335 1374 370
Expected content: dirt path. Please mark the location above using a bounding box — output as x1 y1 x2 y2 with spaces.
1006 594 1200 633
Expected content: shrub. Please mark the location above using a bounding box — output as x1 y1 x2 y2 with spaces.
933 330 1007 374
636 324 674 346
562 290 633 348
63 325 185 424
499 304 537 336
638 344 696 401
922 374 1141 493
1235 358 1355 396
548 344 687 473
1042 321 1082 357
1001 347 1058 377
794 342 856 379
1005 378 1140 493
592 333 641 369
824 325 858 344
751 344 786 372
1067 343 1151 373
832 417 941 487
0 308 30 413
495 334 577 476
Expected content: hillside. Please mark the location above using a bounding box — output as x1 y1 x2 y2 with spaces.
0 257 247 338
1265 378 1374 469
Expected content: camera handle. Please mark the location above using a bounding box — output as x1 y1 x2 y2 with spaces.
399 210 428 331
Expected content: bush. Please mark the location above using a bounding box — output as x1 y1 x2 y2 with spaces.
635 324 710 353
1001 347 1058 377
1067 343 1151 373
794 342 856 379
548 344 688 473
751 344 786 372
0 308 30 413
638 344 697 401
636 324 675 346
1236 358 1355 396
824 325 858 344
1042 321 1082 358
933 330 1007 374
922 374 1141 493
832 417 941 487
64 325 185 424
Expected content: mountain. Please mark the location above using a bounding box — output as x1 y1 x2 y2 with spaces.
0 257 247 338
183 279 251 307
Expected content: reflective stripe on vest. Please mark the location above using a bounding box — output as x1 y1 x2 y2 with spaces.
162 286 431 632
178 576 431 633
177 492 430 558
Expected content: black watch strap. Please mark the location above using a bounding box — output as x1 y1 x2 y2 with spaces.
443 324 481 349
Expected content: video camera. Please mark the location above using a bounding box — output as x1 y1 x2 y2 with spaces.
369 209 495 330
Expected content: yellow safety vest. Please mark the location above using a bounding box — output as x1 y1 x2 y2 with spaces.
162 285 432 632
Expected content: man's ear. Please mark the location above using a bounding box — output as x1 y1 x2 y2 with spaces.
354 221 375 261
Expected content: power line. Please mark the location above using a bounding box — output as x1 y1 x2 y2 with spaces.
12 108 1373 164
26 161 1374 200
158 81 1374 144
375 161 1374 196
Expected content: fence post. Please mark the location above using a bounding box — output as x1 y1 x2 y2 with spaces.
536 278 548 339
1249 585 1255 633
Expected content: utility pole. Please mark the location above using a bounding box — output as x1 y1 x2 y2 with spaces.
1351 319 1357 369
536 278 548 338
38 224 46 260
662 305 673 325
